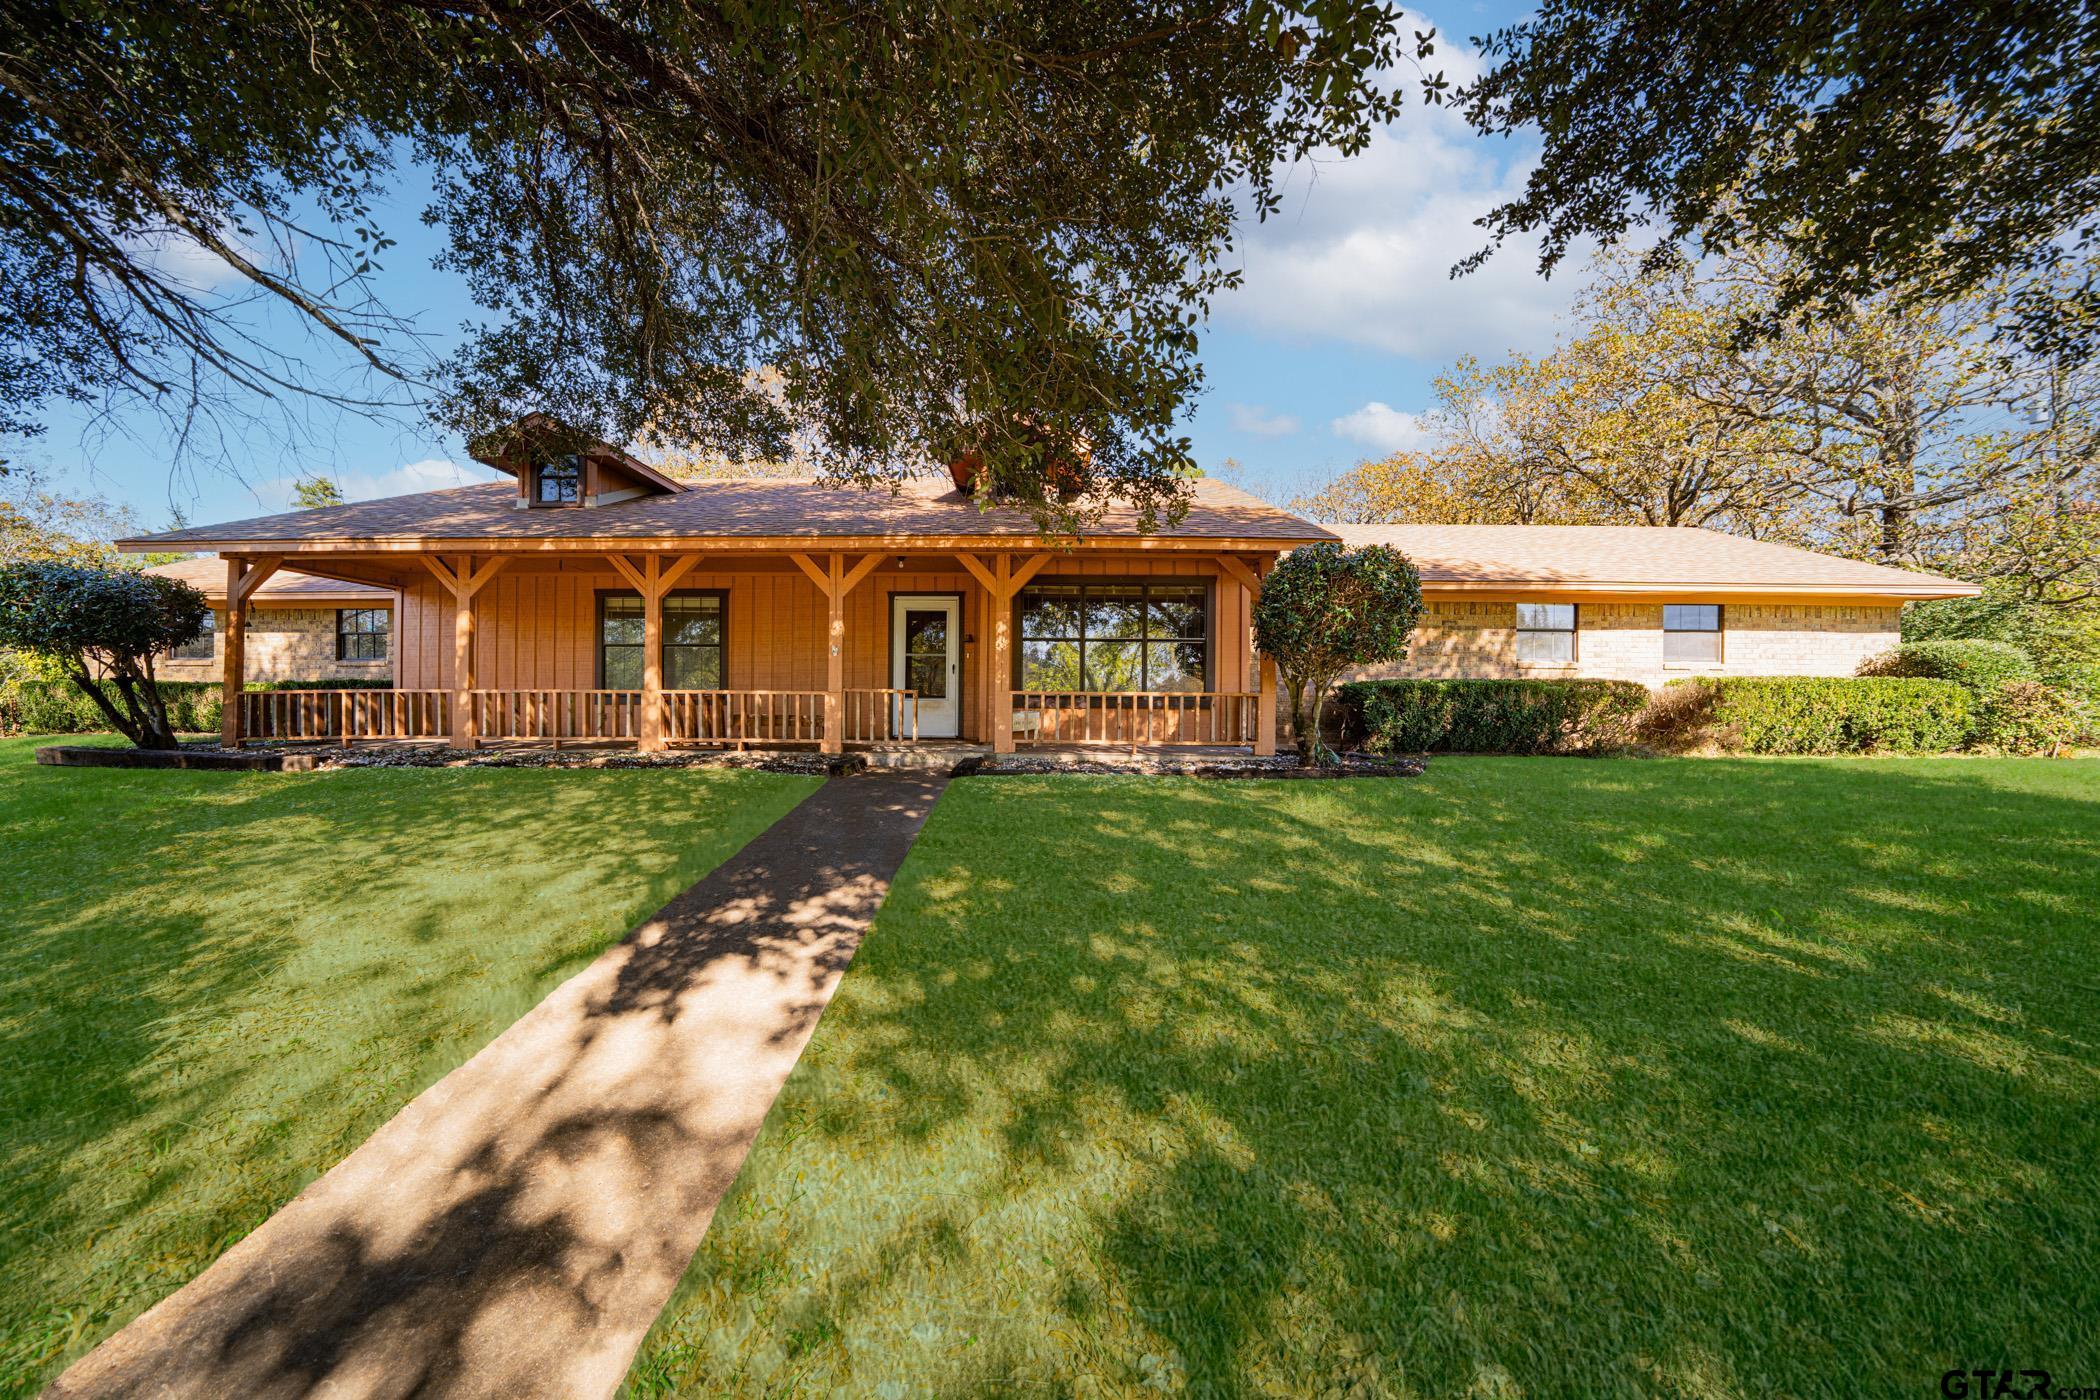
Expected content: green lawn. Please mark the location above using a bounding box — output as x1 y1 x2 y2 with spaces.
630 757 2100 1398
0 735 819 1396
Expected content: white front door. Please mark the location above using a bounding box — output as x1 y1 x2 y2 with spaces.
890 595 962 738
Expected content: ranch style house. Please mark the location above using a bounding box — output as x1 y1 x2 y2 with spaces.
122 428 1977 755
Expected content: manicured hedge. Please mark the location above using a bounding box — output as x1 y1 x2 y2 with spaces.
1338 678 1651 755
0 677 392 736
1701 676 1976 754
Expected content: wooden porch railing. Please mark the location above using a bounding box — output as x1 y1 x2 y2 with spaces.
843 688 920 744
659 690 823 746
471 689 648 741
1012 691 1261 750
241 689 449 743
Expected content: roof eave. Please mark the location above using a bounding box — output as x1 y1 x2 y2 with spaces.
1416 578 1981 599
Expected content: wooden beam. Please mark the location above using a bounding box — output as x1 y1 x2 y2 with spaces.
604 553 649 594
450 554 478 749
788 551 834 596
640 555 665 753
838 551 884 600
1008 551 1055 593
230 555 284 605
658 553 703 594
954 551 998 595
420 555 462 593
461 554 510 598
220 558 248 747
1215 554 1262 594
992 554 1014 754
822 553 845 753
1255 558 1276 756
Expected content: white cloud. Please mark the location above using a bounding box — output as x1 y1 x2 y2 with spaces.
254 457 500 511
1330 402 1432 453
1216 23 1592 361
1225 402 1301 437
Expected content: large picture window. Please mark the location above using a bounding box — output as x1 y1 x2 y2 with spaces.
1664 604 1723 663
1516 602 1577 664
1017 580 1208 692
599 591 726 690
335 607 388 662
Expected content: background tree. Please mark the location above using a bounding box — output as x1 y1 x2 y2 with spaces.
290 476 345 510
1457 0 2100 361
1251 543 1423 766
1 0 1431 526
0 562 207 748
0 470 143 566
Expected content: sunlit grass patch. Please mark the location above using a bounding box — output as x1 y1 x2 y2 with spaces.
630 756 2100 1398
0 736 818 1395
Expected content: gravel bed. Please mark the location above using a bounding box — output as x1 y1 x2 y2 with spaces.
192 745 862 776
952 751 1426 779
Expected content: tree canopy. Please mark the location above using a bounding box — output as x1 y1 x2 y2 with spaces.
0 0 1430 525
0 561 207 747
1457 0 2100 359
1251 542 1422 765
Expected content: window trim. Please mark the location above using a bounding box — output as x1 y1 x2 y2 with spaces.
1515 601 1578 666
595 587 730 690
334 607 389 663
1009 576 1215 694
1663 602 1725 666
534 455 583 506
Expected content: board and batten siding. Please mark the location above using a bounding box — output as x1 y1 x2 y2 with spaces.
393 554 1257 743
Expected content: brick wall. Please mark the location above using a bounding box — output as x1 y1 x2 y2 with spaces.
156 605 393 684
1343 598 1901 690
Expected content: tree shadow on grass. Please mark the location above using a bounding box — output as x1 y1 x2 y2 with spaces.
632 758 2100 1398
0 761 814 1396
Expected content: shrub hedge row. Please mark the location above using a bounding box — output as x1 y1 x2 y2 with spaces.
0 677 390 737
1857 638 2037 689
1338 678 1652 755
1702 676 1977 754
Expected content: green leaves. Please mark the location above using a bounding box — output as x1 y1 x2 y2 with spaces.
1251 542 1423 763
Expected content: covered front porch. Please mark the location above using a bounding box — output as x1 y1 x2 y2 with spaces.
214 545 1280 756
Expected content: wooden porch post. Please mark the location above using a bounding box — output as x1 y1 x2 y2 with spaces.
789 551 883 754
422 554 509 750
640 556 665 753
1254 558 1277 756
218 555 282 747
955 551 1051 755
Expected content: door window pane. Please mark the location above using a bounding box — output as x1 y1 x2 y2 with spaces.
903 609 950 699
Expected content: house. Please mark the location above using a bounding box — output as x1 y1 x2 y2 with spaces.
119 432 1976 753
143 558 395 684
1327 525 1978 689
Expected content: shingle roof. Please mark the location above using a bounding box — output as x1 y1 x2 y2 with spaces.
121 476 1337 550
145 558 393 603
1324 524 1978 598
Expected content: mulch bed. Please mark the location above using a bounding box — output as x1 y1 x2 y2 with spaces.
37 743 863 777
34 744 320 772
952 752 1426 780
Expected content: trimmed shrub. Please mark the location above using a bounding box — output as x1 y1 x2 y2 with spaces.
2042 661 2100 745
1858 639 2037 690
1976 681 2083 755
1339 678 1651 755
1704 677 1975 754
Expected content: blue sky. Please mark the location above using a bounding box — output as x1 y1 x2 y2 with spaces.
15 2 1567 530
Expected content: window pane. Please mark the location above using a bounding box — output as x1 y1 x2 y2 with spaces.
1021 639 1083 689
1664 604 1720 632
904 610 948 655
1146 642 1206 691
1517 630 1575 664
1084 639 1142 690
537 455 580 503
664 596 722 646
1664 630 1722 663
602 645 643 689
665 646 721 689
1083 588 1145 639
1146 586 1206 640
1020 586 1081 639
601 595 644 646
1516 602 1575 632
907 654 947 699
174 612 215 660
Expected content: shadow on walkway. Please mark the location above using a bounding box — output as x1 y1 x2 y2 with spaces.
48 772 946 1400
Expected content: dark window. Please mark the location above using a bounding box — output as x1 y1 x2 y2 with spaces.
1664 603 1723 663
171 610 215 660
1516 602 1576 664
1017 580 1208 692
536 455 581 504
901 609 950 699
336 607 388 662
599 591 726 690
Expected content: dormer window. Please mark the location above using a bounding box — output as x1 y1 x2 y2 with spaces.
535 455 582 505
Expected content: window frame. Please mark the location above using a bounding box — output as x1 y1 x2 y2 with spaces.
1010 576 1215 695
1515 601 1579 666
334 607 389 663
1663 602 1725 666
595 588 730 691
170 608 216 661
534 455 583 506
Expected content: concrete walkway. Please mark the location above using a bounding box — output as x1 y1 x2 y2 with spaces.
50 772 947 1400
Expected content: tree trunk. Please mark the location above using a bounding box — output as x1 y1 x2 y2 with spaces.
1285 669 1338 767
61 658 149 747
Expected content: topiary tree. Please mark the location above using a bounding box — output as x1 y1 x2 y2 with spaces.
1252 543 1423 766
0 562 208 749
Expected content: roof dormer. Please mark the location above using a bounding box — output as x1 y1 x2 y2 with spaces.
468 413 686 509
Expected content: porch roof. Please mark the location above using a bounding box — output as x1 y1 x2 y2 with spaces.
120 476 1337 554
144 557 393 605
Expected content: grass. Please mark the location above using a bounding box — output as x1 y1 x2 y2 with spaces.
0 735 819 1396
628 757 2100 1398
